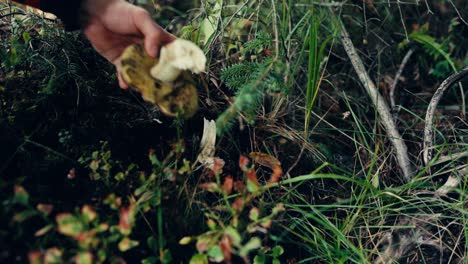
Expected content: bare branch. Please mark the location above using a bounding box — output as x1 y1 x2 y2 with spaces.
423 68 468 166
339 19 414 182
390 48 414 119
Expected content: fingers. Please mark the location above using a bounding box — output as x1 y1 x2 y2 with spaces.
117 68 129 89
132 7 176 58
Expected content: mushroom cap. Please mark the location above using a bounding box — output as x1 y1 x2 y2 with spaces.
150 39 207 81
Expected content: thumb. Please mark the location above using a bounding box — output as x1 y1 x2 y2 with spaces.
132 8 176 58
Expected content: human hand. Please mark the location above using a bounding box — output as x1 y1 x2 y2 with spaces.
83 0 175 88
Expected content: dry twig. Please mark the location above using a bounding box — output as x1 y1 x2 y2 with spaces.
339 19 414 182
423 68 468 166
390 48 414 119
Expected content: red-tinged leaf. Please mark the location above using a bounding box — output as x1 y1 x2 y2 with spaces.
246 169 259 185
219 235 232 264
239 155 250 172
75 231 97 248
196 235 213 253
56 213 84 237
246 169 259 193
249 152 281 167
118 237 139 252
234 180 246 192
67 168 76 180
14 185 29 205
231 197 244 212
37 203 54 215
96 223 109 232
28 251 42 264
44 247 62 264
119 204 135 235
260 219 272 229
199 182 219 193
269 167 283 184
81 205 97 223
249 152 283 183
211 158 225 175
221 176 234 195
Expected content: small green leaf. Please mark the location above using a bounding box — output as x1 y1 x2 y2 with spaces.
189 254 208 264
253 254 266 264
179 236 193 245
147 236 158 252
141 257 158 264
272 203 285 215
114 172 125 181
161 249 173 264
13 185 29 205
239 237 262 257
246 179 259 193
224 226 241 247
13 209 36 222
249 207 260 221
118 237 139 252
207 219 217 230
207 245 224 262
271 245 284 257
56 213 84 237
75 252 93 264
22 32 31 43
81 205 97 223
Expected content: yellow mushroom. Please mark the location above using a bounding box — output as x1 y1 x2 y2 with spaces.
119 39 206 119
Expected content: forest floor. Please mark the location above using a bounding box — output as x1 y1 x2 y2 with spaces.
1 1 467 263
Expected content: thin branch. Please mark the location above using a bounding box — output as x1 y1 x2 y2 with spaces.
339 18 414 182
423 68 468 166
390 48 414 119
448 0 468 26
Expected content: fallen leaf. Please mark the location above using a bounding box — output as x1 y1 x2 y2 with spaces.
249 152 283 183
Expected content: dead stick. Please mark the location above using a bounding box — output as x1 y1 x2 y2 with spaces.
423 68 468 166
390 48 414 119
339 20 414 182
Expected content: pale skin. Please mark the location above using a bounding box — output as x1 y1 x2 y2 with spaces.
82 0 175 88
